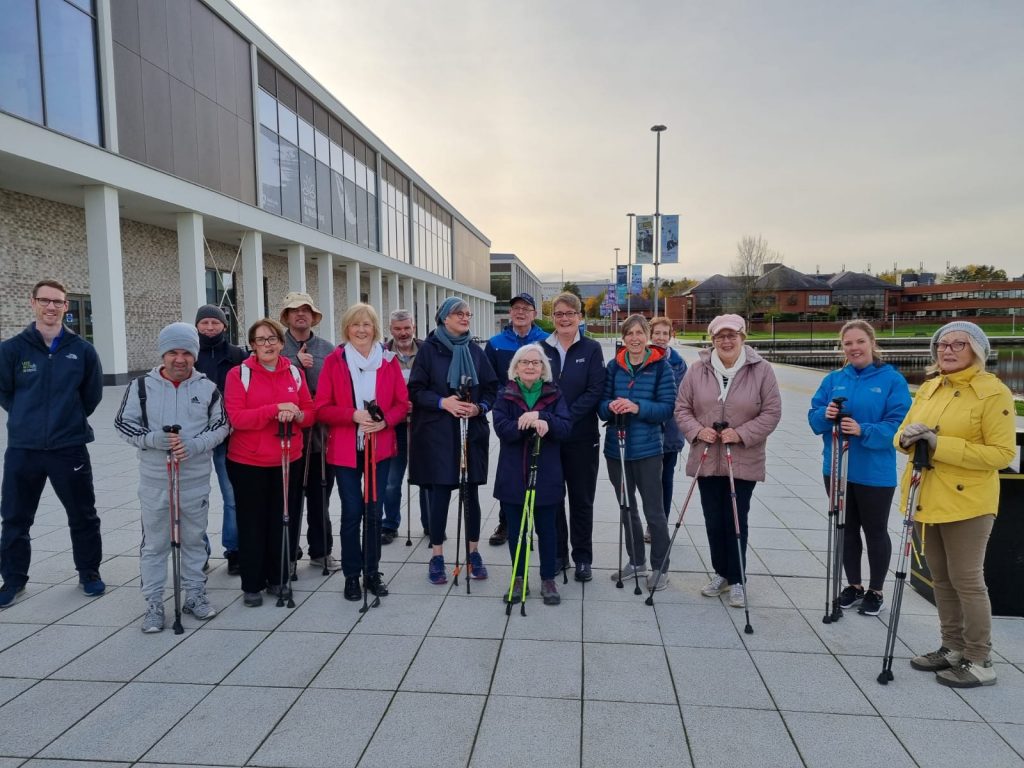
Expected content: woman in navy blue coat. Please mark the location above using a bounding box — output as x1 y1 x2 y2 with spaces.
408 298 499 584
492 344 571 605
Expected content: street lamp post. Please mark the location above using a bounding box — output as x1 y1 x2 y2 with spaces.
651 124 667 318
626 213 635 317
614 247 620 332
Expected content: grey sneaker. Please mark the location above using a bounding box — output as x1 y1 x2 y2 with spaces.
910 646 962 672
728 583 746 608
701 574 729 597
610 562 647 581
310 555 342 573
141 600 165 633
183 592 217 620
647 572 670 592
541 579 561 606
936 658 997 688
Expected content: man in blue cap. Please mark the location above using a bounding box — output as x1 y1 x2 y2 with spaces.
484 292 548 545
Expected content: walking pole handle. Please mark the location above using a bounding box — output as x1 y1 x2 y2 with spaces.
712 420 728 432
364 399 386 422
912 438 933 470
613 411 627 430
830 396 847 420
163 425 181 434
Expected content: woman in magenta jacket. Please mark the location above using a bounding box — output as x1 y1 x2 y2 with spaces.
225 317 315 607
316 303 409 602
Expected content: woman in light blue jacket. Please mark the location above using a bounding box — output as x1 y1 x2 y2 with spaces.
808 320 911 617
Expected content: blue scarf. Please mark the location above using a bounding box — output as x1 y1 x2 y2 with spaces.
434 325 478 393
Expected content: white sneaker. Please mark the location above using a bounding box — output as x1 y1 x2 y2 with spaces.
729 583 746 608
610 562 648 581
701 574 729 597
141 600 165 633
647 572 670 592
310 555 342 573
183 591 217 620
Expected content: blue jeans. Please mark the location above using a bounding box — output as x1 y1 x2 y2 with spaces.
213 442 238 554
503 501 558 580
335 456 391 578
383 423 430 532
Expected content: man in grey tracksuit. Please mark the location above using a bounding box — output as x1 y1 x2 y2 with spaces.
115 323 229 632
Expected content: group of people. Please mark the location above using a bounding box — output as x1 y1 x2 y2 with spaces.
0 279 1015 688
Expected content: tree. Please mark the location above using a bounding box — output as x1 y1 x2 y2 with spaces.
944 264 1008 283
583 294 602 318
561 281 583 301
541 299 553 318
732 235 782 318
876 268 915 285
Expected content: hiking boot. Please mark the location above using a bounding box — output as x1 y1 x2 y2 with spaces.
728 583 746 608
910 646 963 672
468 551 488 580
141 600 165 633
225 551 240 576
574 563 593 582
183 591 217 620
344 575 361 601
310 555 342 573
488 522 508 546
243 592 263 607
610 562 647 581
838 585 865 609
858 590 884 616
541 579 561 606
0 583 26 609
79 571 106 597
647 572 670 592
428 555 447 585
701 574 729 597
380 529 397 545
936 658 997 688
365 572 389 597
505 577 524 604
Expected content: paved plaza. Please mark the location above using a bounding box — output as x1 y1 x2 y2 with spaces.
1 344 1022 768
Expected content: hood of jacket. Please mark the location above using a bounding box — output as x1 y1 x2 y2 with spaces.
614 343 666 372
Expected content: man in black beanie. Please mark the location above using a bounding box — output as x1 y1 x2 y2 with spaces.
195 304 246 574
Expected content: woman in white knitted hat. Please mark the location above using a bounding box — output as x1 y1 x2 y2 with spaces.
899 321 1015 688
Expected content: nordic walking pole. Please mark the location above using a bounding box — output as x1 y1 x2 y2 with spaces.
507 431 542 615
719 421 753 635
520 484 536 617
452 376 471 591
823 396 849 624
277 420 296 608
361 402 385 613
614 412 642 596
163 425 184 634
878 437 932 685
318 423 330 576
405 417 413 547
646 442 711 606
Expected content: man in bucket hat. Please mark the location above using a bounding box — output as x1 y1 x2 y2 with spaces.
279 292 338 573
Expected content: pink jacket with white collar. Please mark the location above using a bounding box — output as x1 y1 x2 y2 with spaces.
315 346 409 468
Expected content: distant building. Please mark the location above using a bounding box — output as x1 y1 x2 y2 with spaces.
490 253 542 330
898 279 1024 318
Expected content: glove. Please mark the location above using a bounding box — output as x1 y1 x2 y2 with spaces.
919 430 937 451
902 423 930 439
147 432 172 451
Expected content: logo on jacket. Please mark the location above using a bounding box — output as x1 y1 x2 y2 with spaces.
191 396 201 404
870 387 882 394
20 361 37 374
575 358 585 363
287 386 296 393
65 353 78 360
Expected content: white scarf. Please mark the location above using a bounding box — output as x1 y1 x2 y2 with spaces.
710 348 746 402
345 342 383 449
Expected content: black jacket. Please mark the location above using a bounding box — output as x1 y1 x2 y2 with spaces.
195 332 246 393
542 333 605 443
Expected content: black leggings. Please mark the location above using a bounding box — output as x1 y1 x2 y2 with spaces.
427 484 481 547
823 476 895 593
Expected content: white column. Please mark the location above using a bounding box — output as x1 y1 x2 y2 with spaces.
95 0 118 152
368 267 383 318
428 285 438 329
177 212 205 323
416 281 428 335
386 273 400 322
240 230 264 330
84 185 128 380
287 244 306 293
317 253 336 344
346 261 360 308
401 276 414 313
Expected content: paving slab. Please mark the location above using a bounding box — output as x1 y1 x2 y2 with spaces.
682 705 801 768
0 624 117 679
21 761 130 768
885 716 1024 768
503 594 583 641
730 606 829 653
427 594 509 639
310 633 420 690
991 723 1024 761
490 639 580 700
581 699 689 768
50 624 181 682
0 677 35 708
0 622 44 653
583 642 676 704
783 711 916 768
666 646 774 710
136 628 267 684
275 591 362 634
655 602 745 649
951 662 1024 725
400 636 499 695
0 586 99 625
582 596 663 644
222 630 342 687
0 680 121 757
348 593 443 637
471 695 581 768
751 650 874 715
55 587 146 628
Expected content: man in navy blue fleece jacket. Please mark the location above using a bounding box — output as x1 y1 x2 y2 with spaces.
0 279 105 608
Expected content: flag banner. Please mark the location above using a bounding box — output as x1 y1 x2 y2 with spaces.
635 215 654 264
631 265 643 294
661 215 679 264
605 282 619 311
616 265 627 304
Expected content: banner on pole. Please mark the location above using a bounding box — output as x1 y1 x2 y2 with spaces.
616 265 627 305
630 265 643 295
605 282 619 312
661 214 679 264
635 215 654 264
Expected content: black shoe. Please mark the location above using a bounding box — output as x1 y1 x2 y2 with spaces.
488 522 507 546
225 551 241 576
838 585 864 609
365 572 389 597
295 547 304 561
423 528 430 538
344 576 361 601
574 563 593 582
380 529 397 546
859 590 884 616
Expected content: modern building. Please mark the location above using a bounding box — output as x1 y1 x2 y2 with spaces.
490 253 542 330
897 279 1024 318
0 0 494 382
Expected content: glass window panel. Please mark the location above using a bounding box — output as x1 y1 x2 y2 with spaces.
277 102 297 145
66 0 94 13
258 125 281 215
315 130 329 162
299 150 317 226
39 0 101 144
365 166 376 195
316 160 331 232
356 188 368 247
330 140 343 173
298 117 314 155
355 159 366 190
344 150 355 181
257 88 277 131
279 138 300 221
0 0 43 123
367 193 378 251
344 177 357 241
331 171 346 239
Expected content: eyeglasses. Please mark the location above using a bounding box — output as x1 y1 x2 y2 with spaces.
510 305 534 313
714 333 740 342
451 311 473 319
33 297 66 308
553 311 578 319
517 359 543 367
252 336 280 346
936 340 969 353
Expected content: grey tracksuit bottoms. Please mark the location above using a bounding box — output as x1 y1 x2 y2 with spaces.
139 478 211 602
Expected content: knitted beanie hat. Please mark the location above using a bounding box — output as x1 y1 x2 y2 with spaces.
158 322 200 358
930 320 990 360
195 304 228 327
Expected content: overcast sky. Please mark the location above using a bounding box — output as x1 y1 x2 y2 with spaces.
235 0 1023 283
